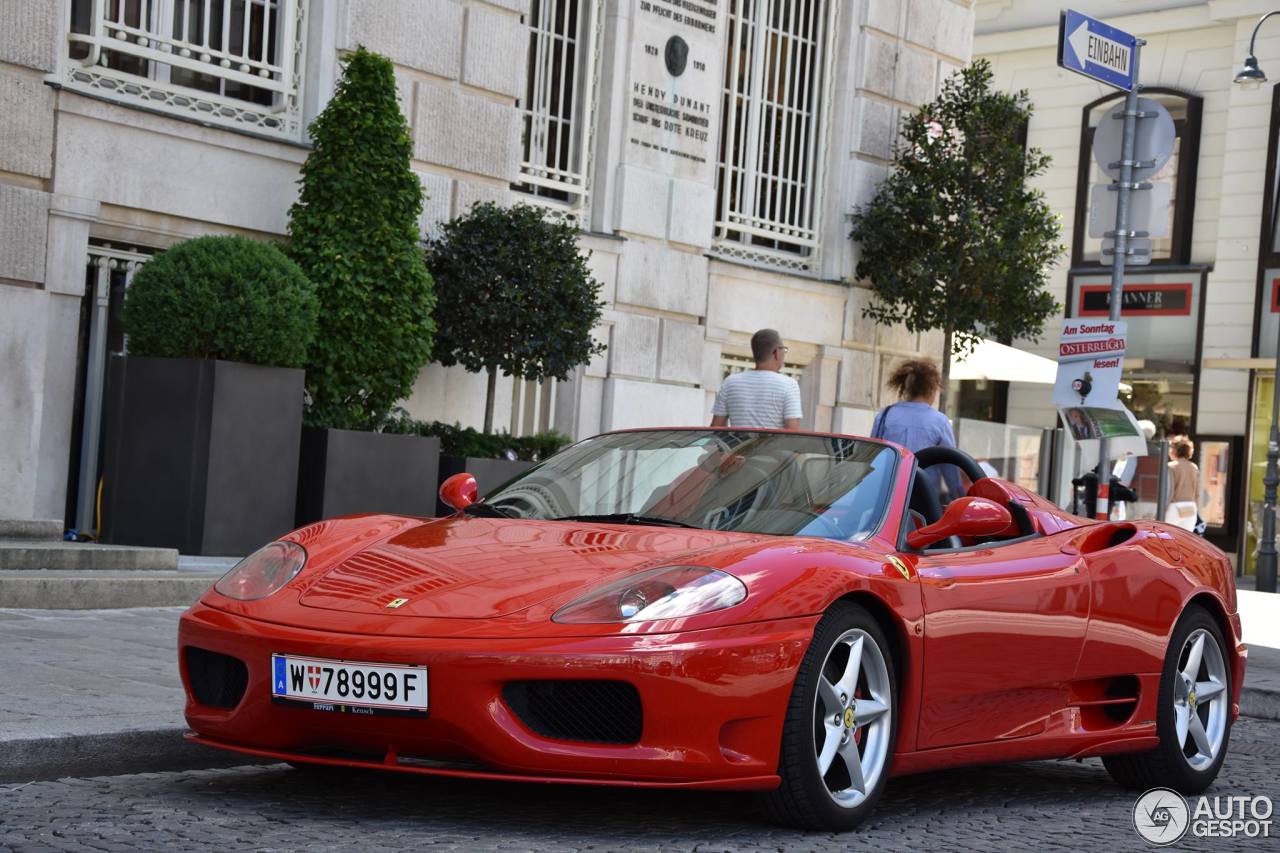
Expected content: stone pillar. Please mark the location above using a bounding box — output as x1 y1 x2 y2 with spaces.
590 1 725 430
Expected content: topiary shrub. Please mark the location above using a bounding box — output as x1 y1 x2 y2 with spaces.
379 414 572 462
425 202 605 432
288 46 435 430
123 235 318 368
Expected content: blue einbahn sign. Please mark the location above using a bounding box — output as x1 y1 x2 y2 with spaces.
1057 9 1138 92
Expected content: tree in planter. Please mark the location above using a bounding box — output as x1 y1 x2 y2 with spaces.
849 60 1062 408
425 202 606 432
288 46 435 429
112 235 318 554
124 235 318 365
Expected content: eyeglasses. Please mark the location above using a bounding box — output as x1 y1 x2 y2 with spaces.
776 346 789 354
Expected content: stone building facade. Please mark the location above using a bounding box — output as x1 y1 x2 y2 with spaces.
0 0 975 528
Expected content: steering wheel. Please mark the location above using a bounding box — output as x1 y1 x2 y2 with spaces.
913 446 988 483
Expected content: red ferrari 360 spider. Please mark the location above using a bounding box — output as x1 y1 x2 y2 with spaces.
180 428 1245 831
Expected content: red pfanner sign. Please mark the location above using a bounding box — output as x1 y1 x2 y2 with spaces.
1078 282 1192 316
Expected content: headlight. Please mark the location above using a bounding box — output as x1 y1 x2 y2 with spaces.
214 541 307 601
553 566 747 624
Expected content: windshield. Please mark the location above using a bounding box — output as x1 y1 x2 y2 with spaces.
482 430 898 540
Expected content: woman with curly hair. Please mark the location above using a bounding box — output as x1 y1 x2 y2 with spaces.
872 358 965 499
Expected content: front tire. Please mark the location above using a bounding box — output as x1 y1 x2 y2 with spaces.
1103 605 1232 793
762 601 897 831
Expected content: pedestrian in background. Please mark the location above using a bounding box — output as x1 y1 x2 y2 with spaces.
1166 436 1200 531
872 359 964 500
710 329 803 430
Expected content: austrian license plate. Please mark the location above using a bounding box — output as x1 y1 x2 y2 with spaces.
271 654 428 716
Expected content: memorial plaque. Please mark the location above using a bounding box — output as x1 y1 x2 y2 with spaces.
626 0 723 182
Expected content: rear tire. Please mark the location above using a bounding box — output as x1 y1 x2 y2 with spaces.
1103 605 1232 793
761 601 897 831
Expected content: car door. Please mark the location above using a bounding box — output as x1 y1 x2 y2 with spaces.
910 532 1090 749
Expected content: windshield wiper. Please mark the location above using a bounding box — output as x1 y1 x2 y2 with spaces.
462 502 517 519
550 513 701 529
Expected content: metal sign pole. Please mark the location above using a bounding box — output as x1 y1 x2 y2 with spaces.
1094 40 1144 520
1155 438 1170 520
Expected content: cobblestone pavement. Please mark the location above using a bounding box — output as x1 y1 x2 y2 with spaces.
3 719 1277 853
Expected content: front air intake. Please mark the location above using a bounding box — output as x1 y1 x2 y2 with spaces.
184 646 249 709
503 680 642 744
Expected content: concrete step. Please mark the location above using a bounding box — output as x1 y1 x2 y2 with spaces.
0 519 64 541
0 540 178 571
0 570 219 608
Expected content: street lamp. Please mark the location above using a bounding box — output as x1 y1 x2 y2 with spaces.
1235 11 1280 593
1236 54 1267 87
1236 11 1280 88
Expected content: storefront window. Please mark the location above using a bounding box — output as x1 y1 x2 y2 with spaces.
1072 89 1201 267
1199 439 1231 530
951 378 1008 424
1121 368 1194 437
1245 374 1273 578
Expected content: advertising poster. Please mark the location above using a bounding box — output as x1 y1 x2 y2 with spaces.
1058 405 1142 441
1052 318 1127 410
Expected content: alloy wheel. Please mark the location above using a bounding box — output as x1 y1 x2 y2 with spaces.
1172 627 1228 771
811 628 892 808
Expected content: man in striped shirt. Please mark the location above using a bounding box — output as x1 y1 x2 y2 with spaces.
710 329 803 430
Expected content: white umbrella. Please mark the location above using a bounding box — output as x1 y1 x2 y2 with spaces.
951 338 1133 395
949 339 1058 384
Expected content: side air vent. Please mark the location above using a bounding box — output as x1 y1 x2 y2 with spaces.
1071 675 1140 729
185 646 249 709
1077 523 1138 554
503 680 642 744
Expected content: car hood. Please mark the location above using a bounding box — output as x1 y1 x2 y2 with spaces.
295 516 763 619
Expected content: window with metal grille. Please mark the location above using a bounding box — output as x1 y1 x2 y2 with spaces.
720 353 803 380
65 0 308 140
714 0 837 271
514 0 600 219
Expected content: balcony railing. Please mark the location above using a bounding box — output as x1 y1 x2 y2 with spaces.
65 0 308 141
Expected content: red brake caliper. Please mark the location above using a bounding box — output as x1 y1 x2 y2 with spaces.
853 686 864 745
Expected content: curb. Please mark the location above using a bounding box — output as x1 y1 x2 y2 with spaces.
0 571 219 609
1240 686 1280 722
0 729 268 784
4 688 1275 784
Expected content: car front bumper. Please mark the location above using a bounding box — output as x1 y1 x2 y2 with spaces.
179 603 818 790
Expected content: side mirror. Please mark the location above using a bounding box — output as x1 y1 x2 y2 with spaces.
906 496 1012 550
439 473 478 513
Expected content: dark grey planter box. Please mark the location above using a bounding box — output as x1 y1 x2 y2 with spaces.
100 355 305 556
296 428 441 525
435 455 534 515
